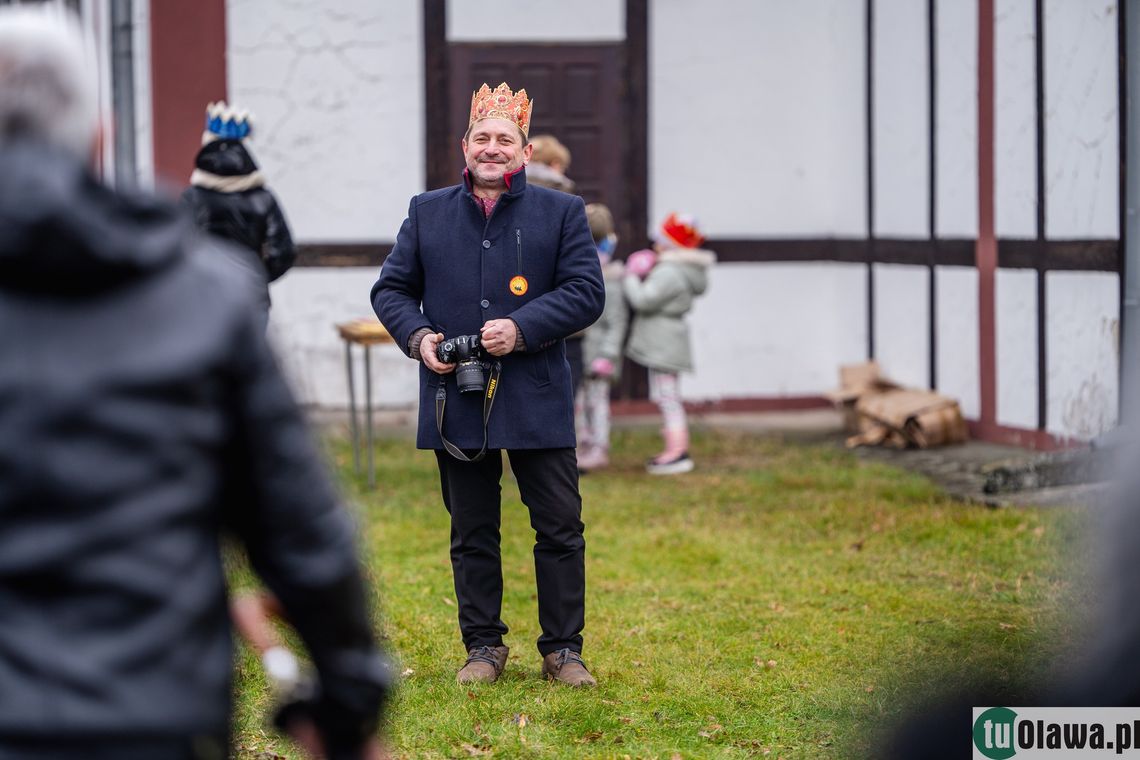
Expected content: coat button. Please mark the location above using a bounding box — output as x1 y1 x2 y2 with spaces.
480 299 490 309
482 239 491 249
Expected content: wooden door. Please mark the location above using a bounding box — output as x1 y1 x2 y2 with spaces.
440 44 647 401
445 45 624 221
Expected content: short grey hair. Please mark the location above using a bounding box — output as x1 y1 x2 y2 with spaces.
0 7 98 158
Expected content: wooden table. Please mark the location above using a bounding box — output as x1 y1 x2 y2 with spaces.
335 319 395 488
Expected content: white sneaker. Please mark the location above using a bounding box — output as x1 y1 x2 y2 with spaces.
646 452 694 475
577 446 609 472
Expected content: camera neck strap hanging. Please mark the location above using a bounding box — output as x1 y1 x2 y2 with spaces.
435 360 503 462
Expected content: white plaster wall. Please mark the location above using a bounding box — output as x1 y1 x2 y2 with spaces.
872 263 930 388
994 0 1037 238
83 0 114 184
685 263 868 399
935 266 980 418
131 0 154 190
1043 0 1118 239
267 268 418 408
227 0 423 242
1045 271 1119 439
872 0 929 238
651 0 866 237
995 268 1039 428
935 0 978 237
446 0 623 41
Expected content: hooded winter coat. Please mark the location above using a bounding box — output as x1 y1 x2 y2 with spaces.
582 259 629 381
0 142 387 752
622 247 716 373
181 139 295 313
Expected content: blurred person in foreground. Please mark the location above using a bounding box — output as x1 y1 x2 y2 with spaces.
0 8 389 758
181 101 296 325
371 82 604 687
575 203 628 473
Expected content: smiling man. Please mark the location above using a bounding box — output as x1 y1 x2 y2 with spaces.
371 82 604 687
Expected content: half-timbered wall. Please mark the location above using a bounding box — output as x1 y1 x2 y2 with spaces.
130 0 1125 441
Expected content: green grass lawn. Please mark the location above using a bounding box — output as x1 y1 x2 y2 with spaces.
231 427 1089 759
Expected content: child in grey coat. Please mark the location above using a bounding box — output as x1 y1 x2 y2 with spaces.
623 213 716 474
576 203 628 472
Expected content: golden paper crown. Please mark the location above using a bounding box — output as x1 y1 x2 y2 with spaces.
469 82 533 138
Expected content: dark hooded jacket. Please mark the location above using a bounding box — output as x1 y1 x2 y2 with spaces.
0 142 387 752
181 139 295 311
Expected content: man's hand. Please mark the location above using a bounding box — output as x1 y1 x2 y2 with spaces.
421 332 456 374
479 319 518 357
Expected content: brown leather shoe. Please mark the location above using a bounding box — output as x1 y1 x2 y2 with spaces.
456 645 509 684
541 648 597 687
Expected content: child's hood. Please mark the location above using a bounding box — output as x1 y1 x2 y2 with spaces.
658 247 716 295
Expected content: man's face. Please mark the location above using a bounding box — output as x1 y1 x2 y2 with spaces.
462 118 533 188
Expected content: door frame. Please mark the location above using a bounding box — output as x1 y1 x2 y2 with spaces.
422 0 648 253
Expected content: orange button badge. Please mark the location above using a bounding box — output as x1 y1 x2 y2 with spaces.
509 275 528 296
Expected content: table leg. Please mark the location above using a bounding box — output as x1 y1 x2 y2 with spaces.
365 344 375 489
345 341 360 473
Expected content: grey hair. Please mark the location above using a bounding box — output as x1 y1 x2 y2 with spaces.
0 7 98 158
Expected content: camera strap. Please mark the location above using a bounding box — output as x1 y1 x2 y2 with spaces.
435 360 503 462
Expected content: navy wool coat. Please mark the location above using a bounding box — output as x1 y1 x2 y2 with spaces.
371 170 605 450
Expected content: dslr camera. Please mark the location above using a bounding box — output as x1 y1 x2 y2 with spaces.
436 334 490 393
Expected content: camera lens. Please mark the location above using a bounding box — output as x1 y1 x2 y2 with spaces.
455 360 485 394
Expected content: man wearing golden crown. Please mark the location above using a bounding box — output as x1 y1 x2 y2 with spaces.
372 82 604 687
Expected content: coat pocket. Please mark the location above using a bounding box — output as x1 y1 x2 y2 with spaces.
531 350 551 387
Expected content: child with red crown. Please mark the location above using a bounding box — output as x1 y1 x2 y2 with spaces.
623 212 717 474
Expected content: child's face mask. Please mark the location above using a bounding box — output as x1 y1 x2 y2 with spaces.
597 234 617 263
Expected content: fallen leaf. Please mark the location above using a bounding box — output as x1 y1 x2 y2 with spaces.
401 668 415 677
577 731 604 744
442 597 454 606
619 716 633 724
865 685 875 693
999 622 1016 631
513 713 529 728
459 743 491 757
672 754 683 760
766 659 778 669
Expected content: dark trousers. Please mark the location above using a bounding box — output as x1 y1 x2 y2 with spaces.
434 447 585 656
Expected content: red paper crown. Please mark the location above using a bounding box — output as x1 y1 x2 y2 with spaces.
660 212 704 248
469 82 533 137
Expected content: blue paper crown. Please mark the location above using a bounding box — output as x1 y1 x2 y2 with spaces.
204 101 252 140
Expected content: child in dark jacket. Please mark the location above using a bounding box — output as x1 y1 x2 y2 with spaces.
181 102 296 321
